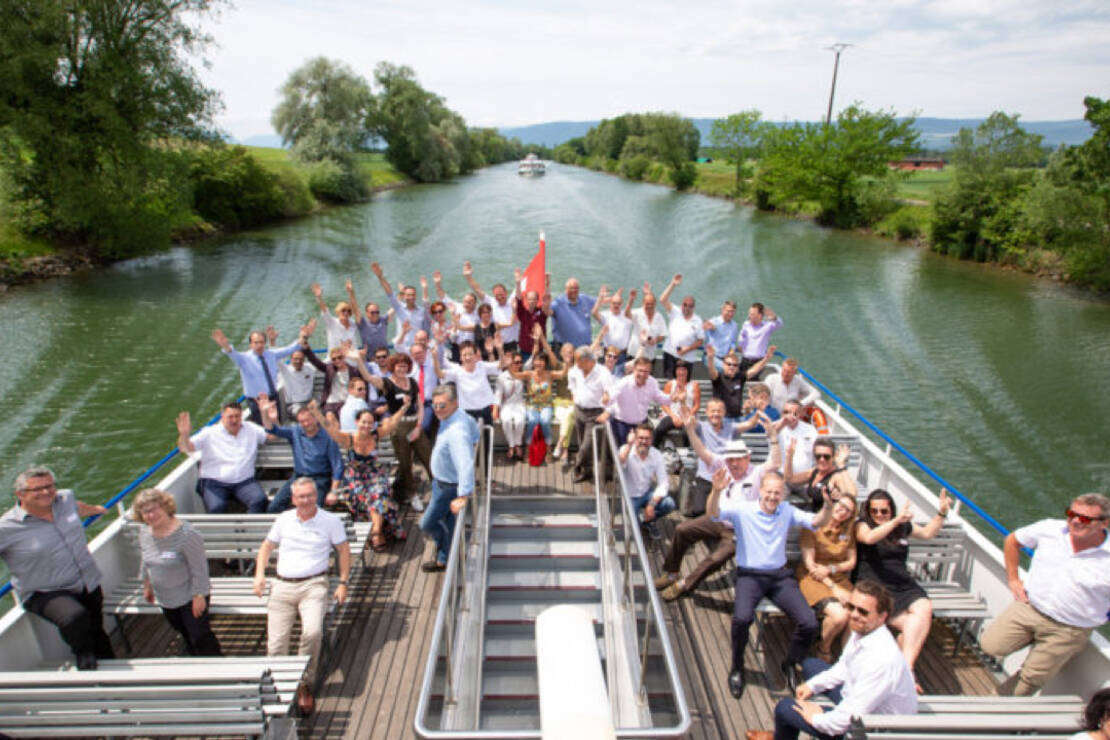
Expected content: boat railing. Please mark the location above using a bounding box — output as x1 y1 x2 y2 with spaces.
413 423 495 738
0 402 235 608
592 423 692 737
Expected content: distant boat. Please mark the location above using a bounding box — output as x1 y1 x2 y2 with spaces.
518 153 546 176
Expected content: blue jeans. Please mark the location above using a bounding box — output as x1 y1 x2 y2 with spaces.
420 479 460 565
525 407 554 445
267 473 332 513
630 488 676 521
609 418 639 450
199 477 267 513
773 658 842 739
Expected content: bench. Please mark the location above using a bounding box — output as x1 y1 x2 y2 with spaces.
0 664 274 737
849 694 1086 738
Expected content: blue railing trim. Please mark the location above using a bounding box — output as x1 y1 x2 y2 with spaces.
783 353 1013 540
1 399 239 602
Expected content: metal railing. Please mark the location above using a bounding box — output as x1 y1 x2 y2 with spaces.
592 423 692 738
413 423 495 738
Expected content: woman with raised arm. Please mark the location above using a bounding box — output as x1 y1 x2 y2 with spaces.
505 328 564 462
550 339 577 461
796 495 858 662
311 281 359 350
855 488 951 685
364 353 432 506
652 360 700 448
311 399 409 550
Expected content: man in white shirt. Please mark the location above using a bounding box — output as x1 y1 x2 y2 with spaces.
462 261 519 351
765 357 819 411
567 348 614 483
619 423 677 540
658 273 705 378
253 478 350 716
278 349 318 418
758 579 917 740
778 400 818 474
980 493 1110 696
176 401 268 513
592 287 633 360
626 286 668 362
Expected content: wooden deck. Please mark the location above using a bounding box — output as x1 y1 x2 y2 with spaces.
119 454 999 739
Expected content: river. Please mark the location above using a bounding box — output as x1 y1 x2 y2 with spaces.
1 161 1108 542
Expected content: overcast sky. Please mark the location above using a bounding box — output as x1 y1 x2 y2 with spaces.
198 0 1110 142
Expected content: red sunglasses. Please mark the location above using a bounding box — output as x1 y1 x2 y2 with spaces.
1066 508 1107 526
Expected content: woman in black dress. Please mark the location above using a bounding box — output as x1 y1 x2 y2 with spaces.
855 488 951 683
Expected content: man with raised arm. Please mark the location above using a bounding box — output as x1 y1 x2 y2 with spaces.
277 343 318 419
658 273 705 378
0 466 112 669
463 260 520 352
257 396 342 513
549 277 597 352
591 286 634 365
370 261 428 351
176 401 269 513
420 383 480 572
346 278 391 356
705 342 773 423
753 580 917 740
703 300 740 371
765 357 819 412
513 267 550 359
709 458 833 700
211 325 305 423
619 423 678 540
596 356 672 452
252 477 350 716
311 281 359 350
980 492 1110 696
627 282 667 363
737 302 783 376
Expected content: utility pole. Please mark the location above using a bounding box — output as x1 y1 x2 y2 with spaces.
824 43 852 127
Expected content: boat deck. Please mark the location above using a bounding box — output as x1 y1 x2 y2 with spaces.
118 456 1000 739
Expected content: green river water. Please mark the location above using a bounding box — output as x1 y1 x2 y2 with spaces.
2 161 1109 546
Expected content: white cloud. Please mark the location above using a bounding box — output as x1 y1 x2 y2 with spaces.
195 0 1110 141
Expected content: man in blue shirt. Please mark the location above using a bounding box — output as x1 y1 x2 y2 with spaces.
420 383 480 572
211 325 305 423
709 467 834 700
259 398 343 512
549 277 596 351
702 300 739 371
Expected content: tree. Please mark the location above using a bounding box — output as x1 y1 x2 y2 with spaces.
643 113 701 189
710 110 764 195
759 105 918 227
271 57 374 165
0 0 224 256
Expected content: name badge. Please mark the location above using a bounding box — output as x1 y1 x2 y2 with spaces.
161 551 177 560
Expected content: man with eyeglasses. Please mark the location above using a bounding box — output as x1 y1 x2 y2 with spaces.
703 300 740 371
462 261 519 352
568 347 614 483
420 384 480 572
658 273 705 378
737 302 783 377
370 262 429 352
346 276 391 356
980 492 1110 696
750 579 917 740
0 466 113 669
706 342 773 423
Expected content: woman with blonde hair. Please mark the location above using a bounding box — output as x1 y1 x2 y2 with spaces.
133 488 221 656
797 495 858 661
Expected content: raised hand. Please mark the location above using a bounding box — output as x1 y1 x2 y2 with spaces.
706 343 716 359
671 273 682 285
311 282 323 298
462 261 473 277
345 278 353 292
532 324 541 341
419 275 428 289
266 325 278 345
370 262 383 277
711 466 730 494
304 317 318 336
484 335 494 353
898 501 915 523
433 270 442 283
766 344 777 359
938 491 951 517
175 411 191 436
211 328 230 349
259 395 279 425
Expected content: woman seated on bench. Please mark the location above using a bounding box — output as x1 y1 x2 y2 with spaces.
855 488 951 687
796 495 858 662
134 488 222 656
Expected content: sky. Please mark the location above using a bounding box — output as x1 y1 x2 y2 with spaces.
196 0 1110 142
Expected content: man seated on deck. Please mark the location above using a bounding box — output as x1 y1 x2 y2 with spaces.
733 382 781 435
748 579 917 740
658 273 705 378
176 401 269 513
596 356 673 451
705 342 772 423
338 376 372 432
709 464 832 700
252 477 350 716
568 346 614 484
278 345 318 419
211 324 305 423
653 414 780 601
258 396 343 513
765 357 819 412
618 423 678 540
980 492 1110 696
0 466 112 670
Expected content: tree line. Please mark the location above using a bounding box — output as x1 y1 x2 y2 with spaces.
0 0 527 262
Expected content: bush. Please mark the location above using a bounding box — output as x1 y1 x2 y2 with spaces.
188 145 289 230
620 155 651 181
669 162 697 190
304 158 369 203
855 178 899 226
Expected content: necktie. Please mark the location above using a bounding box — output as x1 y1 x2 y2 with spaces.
418 364 426 405
258 353 278 399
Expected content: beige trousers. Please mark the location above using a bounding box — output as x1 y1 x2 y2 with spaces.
267 576 329 685
980 600 1091 696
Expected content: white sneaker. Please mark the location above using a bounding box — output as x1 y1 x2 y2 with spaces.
410 494 425 512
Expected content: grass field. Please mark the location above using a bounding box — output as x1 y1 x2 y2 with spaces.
894 166 955 202
243 146 408 189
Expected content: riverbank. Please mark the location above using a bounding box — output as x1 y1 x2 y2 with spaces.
0 147 413 288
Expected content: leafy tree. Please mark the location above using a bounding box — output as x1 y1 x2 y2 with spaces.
759 105 917 227
0 0 224 255
643 113 701 189
271 57 374 165
710 110 764 195
931 112 1043 261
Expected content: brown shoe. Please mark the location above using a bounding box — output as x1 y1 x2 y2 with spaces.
653 573 677 590
745 732 773 740
296 684 315 716
661 582 686 601
421 560 446 573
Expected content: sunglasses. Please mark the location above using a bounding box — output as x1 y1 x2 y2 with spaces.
1066 508 1107 525
847 603 871 617
432 402 450 410
368 310 380 314
869 507 891 516
814 453 833 461
432 309 445 315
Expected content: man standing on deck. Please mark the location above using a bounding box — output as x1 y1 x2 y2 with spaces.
513 267 550 360
980 492 1110 696
420 383 480 572
253 477 350 716
765 357 819 412
211 324 306 423
568 347 614 484
176 401 269 513
370 262 428 352
737 302 783 377
549 277 597 352
0 466 113 670
703 300 740 371
596 356 672 451
706 343 772 423
658 273 705 378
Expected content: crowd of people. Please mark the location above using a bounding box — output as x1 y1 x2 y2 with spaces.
2 259 1108 734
